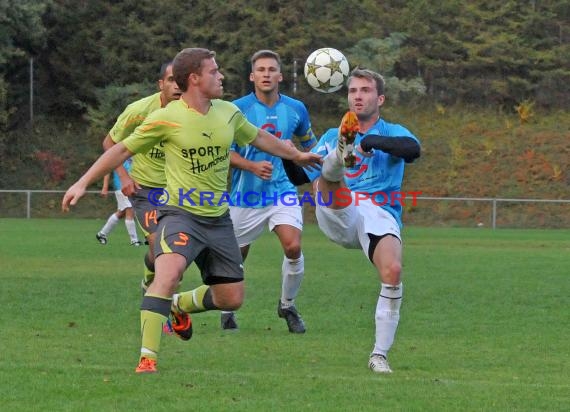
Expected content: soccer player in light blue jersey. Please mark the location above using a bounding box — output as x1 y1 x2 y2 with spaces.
96 158 141 246
283 68 421 372
221 50 317 333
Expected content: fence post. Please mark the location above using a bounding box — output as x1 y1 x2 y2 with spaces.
27 191 31 219
492 199 497 229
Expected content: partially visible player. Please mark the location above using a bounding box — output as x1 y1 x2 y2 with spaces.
96 158 141 246
214 50 316 333
102 61 181 293
283 68 421 373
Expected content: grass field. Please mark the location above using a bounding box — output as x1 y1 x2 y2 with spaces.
0 219 568 411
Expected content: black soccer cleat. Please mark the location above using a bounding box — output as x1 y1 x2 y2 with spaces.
96 232 108 245
220 312 239 330
277 301 306 334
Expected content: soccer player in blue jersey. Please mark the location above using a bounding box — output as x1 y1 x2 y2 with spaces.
283 68 421 373
218 50 317 332
96 158 141 246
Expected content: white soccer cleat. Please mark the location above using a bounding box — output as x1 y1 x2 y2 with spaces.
368 354 392 373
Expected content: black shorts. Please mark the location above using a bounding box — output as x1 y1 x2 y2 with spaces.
129 186 161 237
154 206 244 285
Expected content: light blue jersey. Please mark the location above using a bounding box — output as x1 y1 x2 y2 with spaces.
112 158 133 191
306 118 420 227
230 93 316 208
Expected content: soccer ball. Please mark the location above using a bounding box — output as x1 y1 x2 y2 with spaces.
304 48 350 93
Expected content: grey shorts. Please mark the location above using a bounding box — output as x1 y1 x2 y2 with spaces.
129 186 160 237
154 206 244 285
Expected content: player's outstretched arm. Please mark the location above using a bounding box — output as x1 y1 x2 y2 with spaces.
282 159 311 186
359 135 421 163
101 174 110 197
103 135 138 196
250 129 321 170
62 143 134 212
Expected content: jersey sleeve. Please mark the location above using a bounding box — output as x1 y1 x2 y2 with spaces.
231 108 259 147
122 112 176 155
386 123 420 144
294 103 317 149
109 106 147 143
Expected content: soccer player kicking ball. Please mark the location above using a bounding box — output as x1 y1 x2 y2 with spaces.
62 48 321 374
283 68 421 373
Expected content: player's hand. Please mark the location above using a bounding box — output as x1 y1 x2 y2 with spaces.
251 161 273 180
292 151 322 171
356 144 374 158
120 175 140 197
100 188 108 197
62 182 87 212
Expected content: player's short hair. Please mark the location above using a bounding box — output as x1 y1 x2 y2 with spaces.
347 68 385 96
250 50 281 70
159 61 173 80
173 48 216 92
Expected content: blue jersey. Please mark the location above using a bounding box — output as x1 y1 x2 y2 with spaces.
230 93 316 208
306 118 420 227
112 158 133 191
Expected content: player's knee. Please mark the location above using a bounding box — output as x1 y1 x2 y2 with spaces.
216 294 243 311
282 242 301 258
211 284 244 311
381 261 402 284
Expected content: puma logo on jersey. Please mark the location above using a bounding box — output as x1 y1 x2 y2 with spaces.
202 132 213 139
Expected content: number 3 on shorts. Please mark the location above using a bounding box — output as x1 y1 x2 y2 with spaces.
173 233 189 246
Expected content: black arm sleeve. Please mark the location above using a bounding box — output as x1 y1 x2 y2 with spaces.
360 135 421 163
281 159 311 186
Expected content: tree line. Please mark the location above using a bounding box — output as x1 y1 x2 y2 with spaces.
2 0 568 134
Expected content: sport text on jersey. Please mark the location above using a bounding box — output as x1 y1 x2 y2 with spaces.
181 146 229 174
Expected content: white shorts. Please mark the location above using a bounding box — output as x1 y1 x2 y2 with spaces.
114 190 133 212
315 194 401 257
229 205 303 247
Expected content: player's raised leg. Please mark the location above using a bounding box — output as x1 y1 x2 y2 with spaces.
321 111 359 182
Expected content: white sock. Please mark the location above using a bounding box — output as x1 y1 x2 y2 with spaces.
280 253 304 308
171 293 181 313
321 151 344 182
100 214 120 236
372 283 403 357
125 218 139 242
140 347 156 356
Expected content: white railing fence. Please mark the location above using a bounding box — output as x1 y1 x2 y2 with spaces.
1 189 569 229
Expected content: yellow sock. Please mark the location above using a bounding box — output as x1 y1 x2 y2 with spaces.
140 295 171 359
178 285 212 313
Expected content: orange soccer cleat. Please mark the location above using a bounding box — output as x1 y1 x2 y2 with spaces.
336 111 360 167
135 357 157 374
171 310 193 341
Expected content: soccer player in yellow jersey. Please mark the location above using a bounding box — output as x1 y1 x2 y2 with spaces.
101 61 181 292
62 47 322 373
